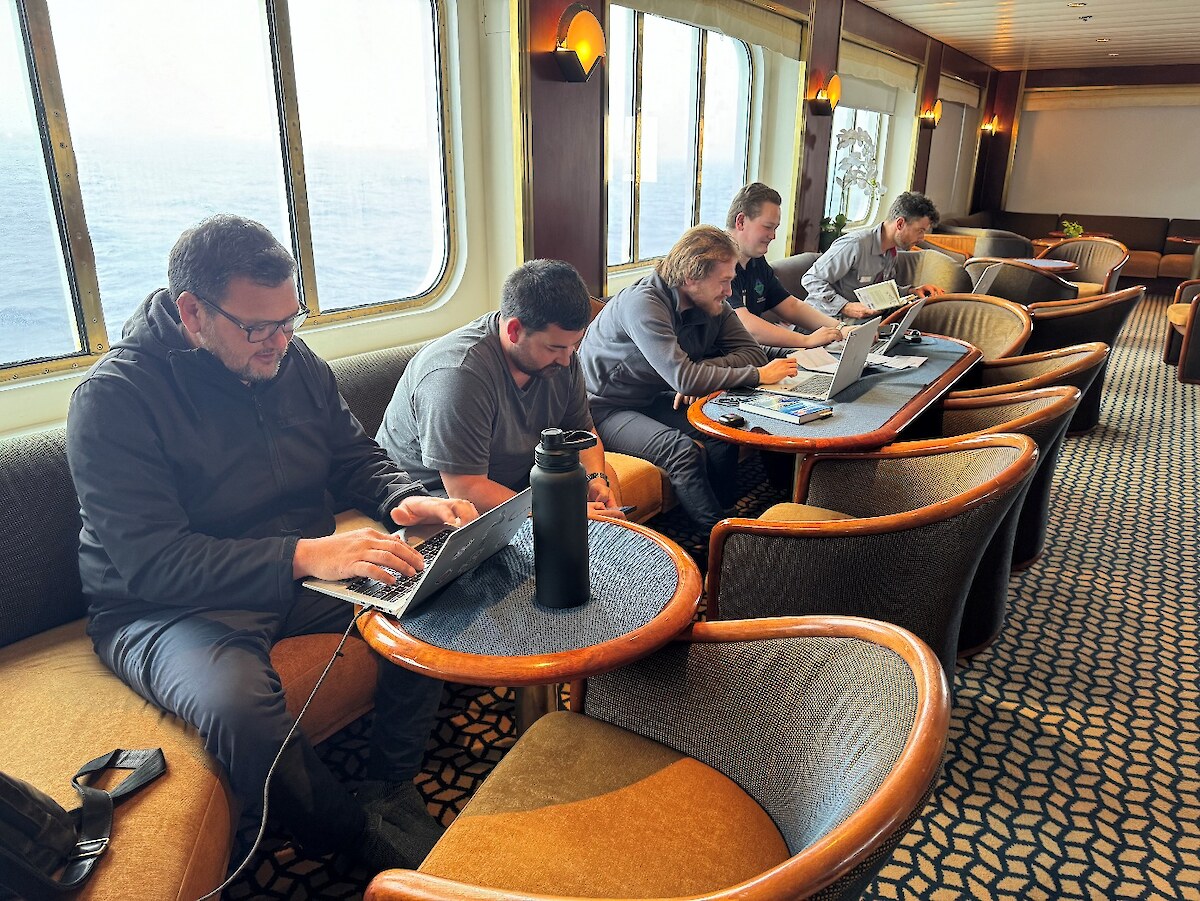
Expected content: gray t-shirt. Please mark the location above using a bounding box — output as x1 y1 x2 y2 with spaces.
376 312 594 493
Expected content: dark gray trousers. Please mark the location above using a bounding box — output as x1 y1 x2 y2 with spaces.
91 590 443 850
595 394 740 532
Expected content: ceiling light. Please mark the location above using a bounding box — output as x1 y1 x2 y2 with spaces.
1078 15 1092 21
1096 37 1110 42
1067 1 1086 6
1108 52 1120 56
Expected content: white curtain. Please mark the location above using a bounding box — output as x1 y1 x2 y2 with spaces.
615 0 804 58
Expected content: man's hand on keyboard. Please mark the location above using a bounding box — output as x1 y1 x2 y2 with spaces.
293 528 426 584
391 496 479 529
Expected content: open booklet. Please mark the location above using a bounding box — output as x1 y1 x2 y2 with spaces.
854 279 918 312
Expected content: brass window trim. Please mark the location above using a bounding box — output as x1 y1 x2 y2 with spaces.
610 7 752 271
4 0 456 380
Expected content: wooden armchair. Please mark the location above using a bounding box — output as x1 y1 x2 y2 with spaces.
1036 237 1129 297
1164 279 1200 385
964 257 1079 304
948 342 1109 400
1025 286 1145 431
705 434 1038 675
886 294 1032 361
366 617 950 901
934 387 1083 654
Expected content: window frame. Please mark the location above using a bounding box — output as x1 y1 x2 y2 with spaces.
4 0 456 383
606 8 752 274
824 106 890 229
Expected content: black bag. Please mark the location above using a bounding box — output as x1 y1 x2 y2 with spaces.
0 749 166 900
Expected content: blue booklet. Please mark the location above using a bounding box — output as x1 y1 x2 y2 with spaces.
738 393 834 424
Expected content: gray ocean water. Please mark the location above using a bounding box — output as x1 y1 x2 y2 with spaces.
0 134 443 367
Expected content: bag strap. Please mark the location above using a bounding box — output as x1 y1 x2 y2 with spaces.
0 749 166 896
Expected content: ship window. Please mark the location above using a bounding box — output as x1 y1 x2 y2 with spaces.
607 6 752 268
824 106 890 227
1 0 451 377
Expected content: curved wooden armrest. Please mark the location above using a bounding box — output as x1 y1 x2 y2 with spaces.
1027 285 1143 316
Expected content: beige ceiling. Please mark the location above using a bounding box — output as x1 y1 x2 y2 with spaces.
854 0 1200 71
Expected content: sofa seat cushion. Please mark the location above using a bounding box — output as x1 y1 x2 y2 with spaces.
1167 304 1191 330
759 502 853 522
1125 250 1162 279
1159 253 1197 280
273 632 379 745
0 619 232 901
605 451 666 522
419 710 790 897
1070 282 1104 298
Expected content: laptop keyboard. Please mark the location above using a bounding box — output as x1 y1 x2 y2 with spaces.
788 372 834 395
343 527 453 602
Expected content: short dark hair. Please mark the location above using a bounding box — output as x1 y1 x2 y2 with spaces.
656 226 738 287
726 182 783 229
167 214 296 307
887 192 940 227
500 259 592 332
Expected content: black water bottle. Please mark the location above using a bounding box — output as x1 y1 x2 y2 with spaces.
530 428 597 608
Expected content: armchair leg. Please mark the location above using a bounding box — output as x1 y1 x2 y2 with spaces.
1068 364 1108 434
1164 327 1183 365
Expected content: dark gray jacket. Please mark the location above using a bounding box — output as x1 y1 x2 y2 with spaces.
67 289 425 632
579 271 766 420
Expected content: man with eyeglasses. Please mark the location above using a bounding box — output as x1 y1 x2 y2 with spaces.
66 214 476 874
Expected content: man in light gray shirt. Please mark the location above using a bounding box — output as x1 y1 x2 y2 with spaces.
580 226 798 533
802 191 945 319
377 259 622 516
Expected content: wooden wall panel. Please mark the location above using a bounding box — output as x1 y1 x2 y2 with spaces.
972 69 1021 214
526 0 607 294
792 0 844 252
1026 64 1200 89
911 41 943 193
842 0 927 61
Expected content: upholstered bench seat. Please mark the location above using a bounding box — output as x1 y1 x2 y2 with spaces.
1167 303 1190 330
759 502 853 522
0 618 379 900
418 710 790 897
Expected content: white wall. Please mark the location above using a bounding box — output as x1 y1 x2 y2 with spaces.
1006 104 1200 217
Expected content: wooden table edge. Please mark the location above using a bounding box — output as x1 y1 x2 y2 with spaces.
357 519 703 686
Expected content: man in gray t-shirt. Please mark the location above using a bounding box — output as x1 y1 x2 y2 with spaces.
377 260 622 515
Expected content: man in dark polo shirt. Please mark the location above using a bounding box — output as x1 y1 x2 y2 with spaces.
725 182 846 353
377 259 623 516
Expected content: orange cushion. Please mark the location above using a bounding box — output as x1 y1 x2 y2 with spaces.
0 620 232 901
605 452 665 521
1167 304 1192 328
759 502 853 522
1159 253 1197 280
1070 282 1104 298
420 711 790 897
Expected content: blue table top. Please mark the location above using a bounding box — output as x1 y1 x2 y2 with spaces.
698 335 973 445
398 519 682 657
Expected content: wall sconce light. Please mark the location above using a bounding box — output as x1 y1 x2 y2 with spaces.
920 99 943 129
807 72 841 116
555 3 605 83
980 115 1000 134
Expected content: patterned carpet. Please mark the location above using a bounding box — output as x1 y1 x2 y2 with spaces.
227 292 1198 899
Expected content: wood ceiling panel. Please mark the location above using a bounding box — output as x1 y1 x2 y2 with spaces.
856 0 1200 70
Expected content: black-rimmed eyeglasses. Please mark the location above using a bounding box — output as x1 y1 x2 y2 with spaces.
193 294 309 343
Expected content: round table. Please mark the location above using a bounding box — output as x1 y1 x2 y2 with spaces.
358 518 703 726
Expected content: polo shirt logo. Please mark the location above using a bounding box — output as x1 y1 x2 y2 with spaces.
754 279 764 296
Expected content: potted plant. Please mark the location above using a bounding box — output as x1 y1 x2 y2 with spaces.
1060 220 1085 238
821 127 887 251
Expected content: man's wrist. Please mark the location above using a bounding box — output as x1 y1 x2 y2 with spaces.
586 471 610 488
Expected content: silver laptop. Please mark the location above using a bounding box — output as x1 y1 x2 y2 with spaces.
872 297 926 354
772 316 882 400
304 488 533 616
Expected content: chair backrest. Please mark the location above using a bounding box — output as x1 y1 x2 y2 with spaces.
898 249 973 293
1037 237 1130 293
974 231 1034 259
915 240 968 266
582 616 949 900
965 258 1079 304
0 429 88 649
328 340 429 437
707 434 1038 674
772 252 822 299
1173 279 1200 385
935 388 1082 652
910 294 1033 360
1024 285 1145 354
950 342 1110 399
